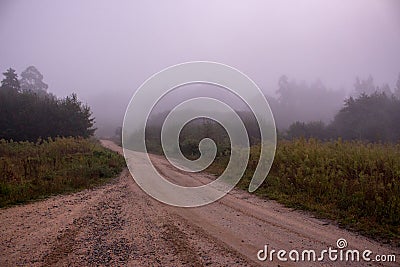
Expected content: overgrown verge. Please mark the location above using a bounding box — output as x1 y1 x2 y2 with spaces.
207 138 400 245
0 137 125 207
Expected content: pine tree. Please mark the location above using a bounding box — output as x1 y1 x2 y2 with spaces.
1 68 20 92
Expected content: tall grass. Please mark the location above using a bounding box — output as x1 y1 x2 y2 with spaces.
208 138 400 243
0 137 125 207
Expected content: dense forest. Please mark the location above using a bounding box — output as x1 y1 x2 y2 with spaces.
0 66 95 142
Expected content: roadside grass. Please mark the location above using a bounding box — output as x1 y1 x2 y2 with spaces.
206 138 400 245
0 137 125 207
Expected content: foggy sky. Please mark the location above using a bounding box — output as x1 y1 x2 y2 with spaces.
1 0 400 135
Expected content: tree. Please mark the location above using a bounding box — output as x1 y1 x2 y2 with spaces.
57 93 96 138
1 68 20 92
276 75 290 105
286 121 327 139
353 75 376 96
330 93 399 142
380 83 392 96
115 126 122 138
19 66 48 94
273 75 344 129
395 73 400 99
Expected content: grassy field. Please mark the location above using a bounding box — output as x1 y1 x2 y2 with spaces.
0 137 125 207
207 138 400 244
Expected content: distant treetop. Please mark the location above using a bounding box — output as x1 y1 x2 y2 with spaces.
20 66 49 94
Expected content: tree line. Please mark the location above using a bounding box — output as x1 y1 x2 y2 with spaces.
0 66 95 142
285 74 400 142
142 74 400 153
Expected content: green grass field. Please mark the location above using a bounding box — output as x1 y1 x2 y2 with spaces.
207 138 400 244
0 137 125 207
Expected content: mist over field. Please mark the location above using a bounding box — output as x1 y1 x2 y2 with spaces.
1 0 400 136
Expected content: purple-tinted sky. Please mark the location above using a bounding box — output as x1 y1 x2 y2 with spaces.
1 0 399 132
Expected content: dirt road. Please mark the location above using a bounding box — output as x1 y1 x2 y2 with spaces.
0 140 398 266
